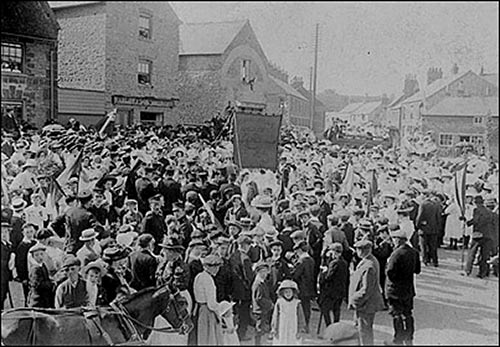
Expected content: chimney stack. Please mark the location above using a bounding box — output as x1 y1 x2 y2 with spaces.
427 67 443 85
403 74 419 96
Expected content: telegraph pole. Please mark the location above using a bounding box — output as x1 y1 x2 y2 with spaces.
310 23 319 129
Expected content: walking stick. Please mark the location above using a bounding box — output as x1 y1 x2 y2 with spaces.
316 312 323 335
7 283 14 308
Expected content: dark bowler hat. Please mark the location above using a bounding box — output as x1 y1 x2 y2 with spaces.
77 189 93 200
158 237 185 252
62 254 81 268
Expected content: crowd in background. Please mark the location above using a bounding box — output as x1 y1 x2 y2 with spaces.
1 116 498 345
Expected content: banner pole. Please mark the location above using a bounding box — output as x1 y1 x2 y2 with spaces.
460 221 466 270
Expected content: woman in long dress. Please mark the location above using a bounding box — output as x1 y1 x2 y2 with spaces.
193 254 224 345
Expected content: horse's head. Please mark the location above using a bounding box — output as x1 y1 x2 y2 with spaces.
152 284 193 335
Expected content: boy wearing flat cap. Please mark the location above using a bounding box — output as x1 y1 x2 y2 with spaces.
27 243 55 308
252 261 273 345
54 255 89 309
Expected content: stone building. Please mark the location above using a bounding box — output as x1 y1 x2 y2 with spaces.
176 19 282 124
1 1 59 129
53 1 180 126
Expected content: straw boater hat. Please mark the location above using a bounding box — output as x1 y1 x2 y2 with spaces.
79 228 98 242
83 260 105 276
102 246 130 262
251 195 273 209
12 198 28 212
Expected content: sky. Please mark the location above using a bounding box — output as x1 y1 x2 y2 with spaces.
50 1 499 96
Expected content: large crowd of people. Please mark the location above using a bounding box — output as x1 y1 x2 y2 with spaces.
1 116 498 345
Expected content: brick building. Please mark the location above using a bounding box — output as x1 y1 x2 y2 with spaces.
290 77 326 137
176 19 283 124
1 1 59 129
399 69 498 140
53 1 180 127
422 96 498 159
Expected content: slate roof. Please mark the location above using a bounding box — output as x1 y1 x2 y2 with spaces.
179 20 248 55
403 70 473 104
480 73 499 87
268 76 308 101
338 102 365 114
2 1 60 40
353 101 382 115
422 96 498 117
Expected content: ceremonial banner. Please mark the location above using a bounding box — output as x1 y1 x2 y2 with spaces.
233 112 282 170
454 161 467 217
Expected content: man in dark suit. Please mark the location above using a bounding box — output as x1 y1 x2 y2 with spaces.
291 240 316 333
316 189 332 229
1 222 14 310
64 190 97 254
27 244 55 308
461 195 496 278
158 166 183 215
385 229 421 346
229 235 254 341
318 242 349 325
135 166 156 215
140 196 166 255
129 234 158 291
348 239 385 346
415 192 442 266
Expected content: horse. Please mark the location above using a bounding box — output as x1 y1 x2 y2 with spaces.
1 284 193 345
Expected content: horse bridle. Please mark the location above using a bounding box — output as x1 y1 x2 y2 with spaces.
111 287 190 335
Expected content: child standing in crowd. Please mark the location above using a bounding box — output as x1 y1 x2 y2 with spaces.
14 222 37 306
252 261 273 345
271 280 306 345
218 301 240 345
83 260 105 307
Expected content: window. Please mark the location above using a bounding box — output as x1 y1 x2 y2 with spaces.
138 60 152 85
458 135 471 143
139 14 152 39
473 116 483 125
1 42 23 73
471 135 483 145
241 59 250 81
439 134 453 146
140 112 158 124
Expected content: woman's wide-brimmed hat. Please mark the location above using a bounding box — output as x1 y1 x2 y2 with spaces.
277 279 298 293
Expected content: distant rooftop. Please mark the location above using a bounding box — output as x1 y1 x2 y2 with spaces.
353 101 382 114
338 102 365 114
403 70 473 104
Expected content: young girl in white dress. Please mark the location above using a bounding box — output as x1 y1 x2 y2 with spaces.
218 301 240 345
271 280 306 345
